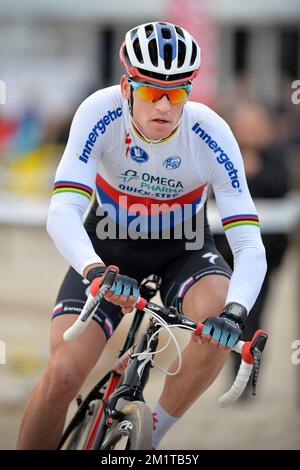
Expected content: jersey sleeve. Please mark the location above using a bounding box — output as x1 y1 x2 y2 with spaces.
202 118 267 313
47 93 106 275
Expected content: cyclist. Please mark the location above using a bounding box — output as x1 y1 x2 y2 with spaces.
17 21 267 450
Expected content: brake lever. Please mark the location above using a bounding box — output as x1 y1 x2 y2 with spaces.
251 347 262 396
250 332 268 396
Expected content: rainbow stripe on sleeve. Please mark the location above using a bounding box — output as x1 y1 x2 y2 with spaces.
222 214 260 231
53 181 93 200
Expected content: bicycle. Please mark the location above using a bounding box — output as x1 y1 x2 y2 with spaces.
57 266 268 450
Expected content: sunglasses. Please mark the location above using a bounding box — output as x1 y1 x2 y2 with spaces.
128 78 192 105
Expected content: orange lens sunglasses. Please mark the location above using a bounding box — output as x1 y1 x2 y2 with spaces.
128 78 192 105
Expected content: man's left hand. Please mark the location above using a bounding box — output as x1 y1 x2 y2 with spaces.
201 316 242 349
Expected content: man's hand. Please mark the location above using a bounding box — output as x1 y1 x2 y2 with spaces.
85 265 139 314
201 316 242 349
201 302 247 349
105 274 139 314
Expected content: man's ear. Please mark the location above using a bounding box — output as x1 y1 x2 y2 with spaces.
120 75 130 100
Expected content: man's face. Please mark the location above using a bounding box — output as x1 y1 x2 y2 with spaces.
120 75 188 140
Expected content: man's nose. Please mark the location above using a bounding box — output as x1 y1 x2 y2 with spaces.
155 94 171 112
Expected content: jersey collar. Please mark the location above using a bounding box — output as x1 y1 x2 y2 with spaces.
130 118 180 144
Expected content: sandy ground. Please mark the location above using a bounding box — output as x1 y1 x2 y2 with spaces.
0 225 299 450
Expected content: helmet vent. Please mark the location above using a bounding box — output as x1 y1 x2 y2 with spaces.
133 38 144 63
161 27 171 39
148 39 158 67
145 24 154 38
190 41 197 66
175 26 184 39
164 44 173 70
130 28 138 40
177 41 186 68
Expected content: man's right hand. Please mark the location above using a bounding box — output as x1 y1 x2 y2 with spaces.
85 265 139 314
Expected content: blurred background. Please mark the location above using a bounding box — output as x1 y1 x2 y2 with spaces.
0 0 300 450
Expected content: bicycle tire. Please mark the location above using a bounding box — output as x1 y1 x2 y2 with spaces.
99 401 153 450
61 399 101 450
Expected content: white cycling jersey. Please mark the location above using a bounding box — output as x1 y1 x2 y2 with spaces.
47 85 267 312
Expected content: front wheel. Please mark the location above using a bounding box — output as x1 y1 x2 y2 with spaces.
61 399 101 449
99 401 153 450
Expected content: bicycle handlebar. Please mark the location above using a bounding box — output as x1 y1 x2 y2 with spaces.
136 298 268 406
63 265 268 406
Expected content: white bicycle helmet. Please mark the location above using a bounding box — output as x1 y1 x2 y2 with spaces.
120 21 201 85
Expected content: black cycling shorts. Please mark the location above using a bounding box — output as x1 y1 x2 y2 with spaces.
52 203 231 340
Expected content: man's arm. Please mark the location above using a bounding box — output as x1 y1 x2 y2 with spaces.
208 120 267 313
47 94 105 276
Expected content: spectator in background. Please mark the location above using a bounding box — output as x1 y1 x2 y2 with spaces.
214 101 290 393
